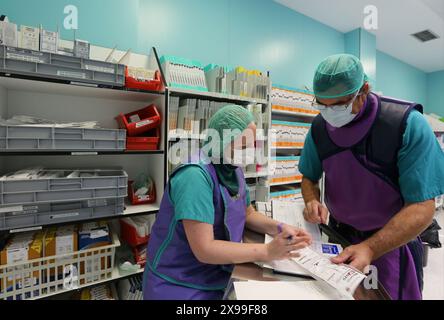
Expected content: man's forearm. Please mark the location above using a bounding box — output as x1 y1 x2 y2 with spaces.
302 177 321 204
363 200 435 260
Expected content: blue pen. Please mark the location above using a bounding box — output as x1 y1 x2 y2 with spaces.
277 223 293 242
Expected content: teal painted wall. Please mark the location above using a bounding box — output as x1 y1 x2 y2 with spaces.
345 28 377 89
0 0 344 89
0 0 439 112
376 50 428 107
427 71 444 116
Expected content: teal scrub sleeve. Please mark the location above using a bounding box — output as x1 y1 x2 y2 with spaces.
246 188 251 207
398 111 444 203
170 166 215 224
299 129 324 182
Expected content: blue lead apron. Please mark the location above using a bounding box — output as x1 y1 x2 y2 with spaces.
143 160 247 300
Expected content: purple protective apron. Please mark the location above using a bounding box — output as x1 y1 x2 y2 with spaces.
312 93 422 300
143 158 247 300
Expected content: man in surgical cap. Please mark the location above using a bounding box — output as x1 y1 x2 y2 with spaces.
144 105 312 300
299 54 444 300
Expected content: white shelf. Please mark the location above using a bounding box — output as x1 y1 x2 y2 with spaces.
169 87 268 105
271 146 304 150
0 76 164 102
124 203 159 215
269 179 302 187
33 266 144 300
244 171 269 179
272 109 318 118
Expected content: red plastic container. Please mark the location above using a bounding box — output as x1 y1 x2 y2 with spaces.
125 67 163 92
132 244 147 267
116 104 161 137
120 219 150 247
126 128 160 151
128 180 156 205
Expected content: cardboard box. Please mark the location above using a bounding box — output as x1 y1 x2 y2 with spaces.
0 20 18 47
39 29 58 53
44 226 78 277
19 25 39 51
0 231 45 294
78 222 112 282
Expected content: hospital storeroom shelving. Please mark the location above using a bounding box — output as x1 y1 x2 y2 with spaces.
162 57 273 202
256 86 318 201
0 44 168 300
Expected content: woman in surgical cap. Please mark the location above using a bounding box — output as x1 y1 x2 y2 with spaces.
143 105 312 300
299 54 443 300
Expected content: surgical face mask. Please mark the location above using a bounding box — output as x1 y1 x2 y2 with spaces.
224 148 256 168
316 92 360 128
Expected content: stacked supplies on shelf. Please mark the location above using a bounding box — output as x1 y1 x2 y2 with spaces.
271 86 319 116
0 221 115 300
117 274 144 300
0 168 128 231
79 284 116 300
120 215 155 267
271 120 311 148
160 55 208 92
168 98 226 138
269 156 302 185
116 105 161 151
0 16 18 48
270 186 303 202
0 115 126 152
205 65 270 100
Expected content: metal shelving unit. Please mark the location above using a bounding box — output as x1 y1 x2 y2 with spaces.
0 45 167 300
165 76 273 202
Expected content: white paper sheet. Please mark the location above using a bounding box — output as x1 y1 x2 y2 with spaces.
292 247 366 297
234 280 349 301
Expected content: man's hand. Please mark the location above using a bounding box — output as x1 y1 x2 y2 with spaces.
303 200 329 224
331 243 375 272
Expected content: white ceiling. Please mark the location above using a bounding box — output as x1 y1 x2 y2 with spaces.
275 0 444 73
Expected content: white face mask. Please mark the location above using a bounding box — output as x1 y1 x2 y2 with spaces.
224 148 256 168
318 93 360 128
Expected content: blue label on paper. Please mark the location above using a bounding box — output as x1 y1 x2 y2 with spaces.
322 244 340 255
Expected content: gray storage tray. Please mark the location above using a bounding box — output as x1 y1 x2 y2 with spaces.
0 198 125 231
0 125 126 151
0 45 125 87
0 169 128 206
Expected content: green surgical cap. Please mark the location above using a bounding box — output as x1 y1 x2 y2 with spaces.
207 104 254 157
313 54 368 99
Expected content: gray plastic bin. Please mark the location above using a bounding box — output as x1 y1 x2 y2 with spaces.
0 45 125 87
0 125 126 151
0 198 125 231
0 169 128 206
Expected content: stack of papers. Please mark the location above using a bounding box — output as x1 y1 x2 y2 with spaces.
257 200 366 299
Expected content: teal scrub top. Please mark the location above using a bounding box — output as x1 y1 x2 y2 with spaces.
170 166 251 224
299 110 444 203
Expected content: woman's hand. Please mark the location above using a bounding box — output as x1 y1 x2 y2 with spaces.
264 229 311 262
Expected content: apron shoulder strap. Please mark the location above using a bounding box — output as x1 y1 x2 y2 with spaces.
311 114 344 161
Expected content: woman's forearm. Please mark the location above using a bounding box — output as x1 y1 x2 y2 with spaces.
245 205 280 236
196 240 268 265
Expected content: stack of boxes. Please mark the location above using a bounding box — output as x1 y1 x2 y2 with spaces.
269 156 302 185
271 120 311 148
271 86 319 116
0 222 112 299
